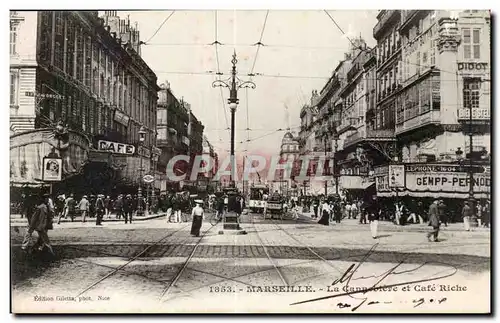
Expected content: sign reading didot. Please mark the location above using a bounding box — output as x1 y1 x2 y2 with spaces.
98 140 136 155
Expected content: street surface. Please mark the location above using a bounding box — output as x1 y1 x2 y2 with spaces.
11 211 490 313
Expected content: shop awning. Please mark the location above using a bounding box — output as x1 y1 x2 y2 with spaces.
340 176 375 190
377 190 490 199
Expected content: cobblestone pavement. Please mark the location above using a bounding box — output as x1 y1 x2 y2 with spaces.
11 212 490 313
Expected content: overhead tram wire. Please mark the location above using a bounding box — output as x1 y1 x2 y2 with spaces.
153 70 468 82
142 11 176 44
249 10 270 76
213 10 230 132
322 10 460 76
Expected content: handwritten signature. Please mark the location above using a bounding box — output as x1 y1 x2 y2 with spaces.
290 243 457 311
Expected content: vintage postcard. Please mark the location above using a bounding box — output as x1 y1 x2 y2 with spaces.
9 9 491 313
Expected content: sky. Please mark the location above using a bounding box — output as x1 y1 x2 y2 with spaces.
121 10 379 156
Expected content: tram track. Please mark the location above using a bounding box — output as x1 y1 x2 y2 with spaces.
74 224 190 298
157 216 219 302
250 212 290 286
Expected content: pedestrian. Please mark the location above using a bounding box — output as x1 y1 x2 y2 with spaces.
482 201 490 228
312 198 319 219
190 200 204 237
395 201 403 225
438 200 448 227
114 195 124 220
88 195 96 218
426 199 441 242
59 193 76 223
345 202 352 219
318 199 330 226
294 199 300 220
171 194 181 223
351 201 358 220
216 195 225 220
21 193 54 255
95 194 105 226
104 195 112 219
476 202 483 227
77 195 90 223
462 201 473 231
368 196 380 239
334 198 342 223
123 194 133 224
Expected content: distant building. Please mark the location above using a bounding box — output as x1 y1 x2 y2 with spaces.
156 81 205 192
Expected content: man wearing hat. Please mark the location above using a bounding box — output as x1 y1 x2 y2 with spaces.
95 194 105 226
427 199 441 242
190 200 204 237
22 194 54 255
462 200 473 232
77 195 90 223
123 194 134 224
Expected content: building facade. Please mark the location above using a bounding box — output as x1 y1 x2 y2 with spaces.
10 10 159 195
277 131 300 196
156 81 205 192
375 10 491 200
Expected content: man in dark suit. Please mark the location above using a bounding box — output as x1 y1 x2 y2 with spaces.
427 199 441 242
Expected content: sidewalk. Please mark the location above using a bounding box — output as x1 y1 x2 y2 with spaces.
10 212 168 226
296 211 491 232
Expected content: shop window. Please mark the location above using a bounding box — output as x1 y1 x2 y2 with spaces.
463 78 481 109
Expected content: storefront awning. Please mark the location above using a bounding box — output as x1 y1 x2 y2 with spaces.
340 176 375 190
377 190 490 199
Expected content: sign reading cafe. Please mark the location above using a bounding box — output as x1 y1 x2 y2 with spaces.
98 140 136 155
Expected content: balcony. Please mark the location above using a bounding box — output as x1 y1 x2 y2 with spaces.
395 110 440 135
373 10 400 39
343 128 395 149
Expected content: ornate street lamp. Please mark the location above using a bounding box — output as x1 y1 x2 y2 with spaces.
138 125 146 216
212 51 256 187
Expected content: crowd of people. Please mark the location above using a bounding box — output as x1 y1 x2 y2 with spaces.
15 187 491 254
296 194 490 241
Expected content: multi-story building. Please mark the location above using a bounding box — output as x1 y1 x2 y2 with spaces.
374 10 491 201
276 131 300 196
156 82 205 192
297 91 320 195
10 11 160 195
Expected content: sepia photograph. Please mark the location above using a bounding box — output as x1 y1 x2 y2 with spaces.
8 8 491 314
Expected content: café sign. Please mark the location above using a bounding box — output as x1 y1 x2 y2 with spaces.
98 140 136 155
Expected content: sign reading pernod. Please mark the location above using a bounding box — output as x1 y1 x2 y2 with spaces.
406 172 490 193
98 140 136 155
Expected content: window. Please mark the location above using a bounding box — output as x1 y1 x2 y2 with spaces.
10 23 17 55
423 52 428 68
430 40 436 65
463 28 472 59
463 78 481 109
10 72 17 106
472 29 481 59
416 51 420 74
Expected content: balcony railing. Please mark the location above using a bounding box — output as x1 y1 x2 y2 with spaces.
373 10 399 38
366 128 395 138
395 110 440 135
343 128 395 149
